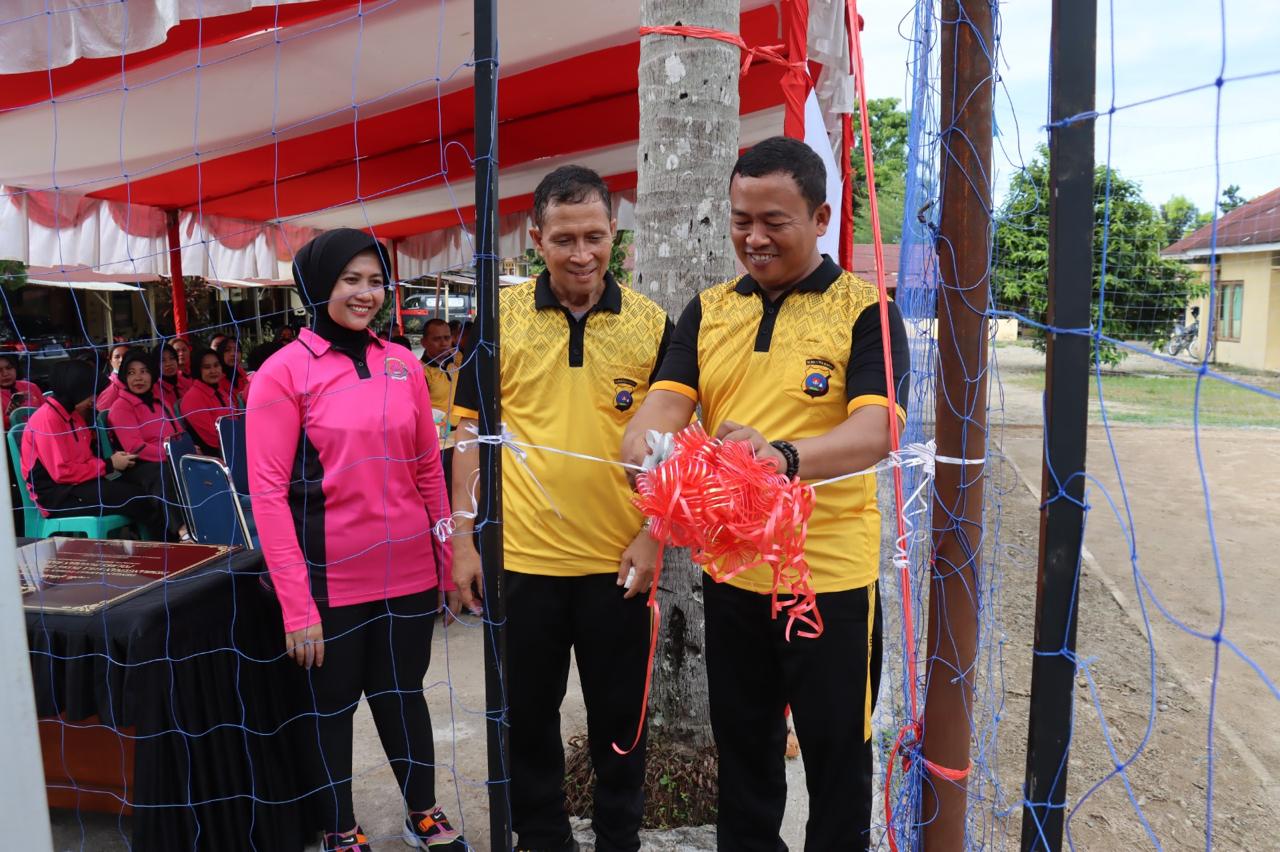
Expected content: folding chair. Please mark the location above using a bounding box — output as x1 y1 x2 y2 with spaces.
216 415 250 498
163 432 198 533
178 454 256 549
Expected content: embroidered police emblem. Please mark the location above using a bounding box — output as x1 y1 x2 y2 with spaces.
613 377 638 411
384 357 411 381
804 358 835 398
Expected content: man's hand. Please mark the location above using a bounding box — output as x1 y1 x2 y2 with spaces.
452 538 485 616
715 420 786 472
618 526 660 600
621 427 653 487
283 622 324 669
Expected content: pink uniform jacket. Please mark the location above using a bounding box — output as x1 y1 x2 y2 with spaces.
95 373 124 411
2 379 42 429
156 373 194 410
181 380 233 451
107 392 182 463
20 398 107 515
246 328 454 632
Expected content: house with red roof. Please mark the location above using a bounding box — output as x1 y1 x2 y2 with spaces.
1163 187 1280 371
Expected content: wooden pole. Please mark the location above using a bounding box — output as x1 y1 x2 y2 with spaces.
1021 0 1096 847
921 1 993 848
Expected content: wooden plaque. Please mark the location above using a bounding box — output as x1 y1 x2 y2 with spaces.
18 538 235 615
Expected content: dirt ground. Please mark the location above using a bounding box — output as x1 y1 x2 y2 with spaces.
46 342 1279 850
975 343 1280 848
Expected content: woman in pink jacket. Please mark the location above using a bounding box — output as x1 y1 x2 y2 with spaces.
106 348 188 540
94 343 130 411
1 352 42 429
180 348 233 454
20 359 163 533
246 228 465 852
154 342 194 410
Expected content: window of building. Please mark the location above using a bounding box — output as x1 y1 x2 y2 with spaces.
1216 281 1243 342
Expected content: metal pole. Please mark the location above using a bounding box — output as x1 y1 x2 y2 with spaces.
473 0 510 847
165 211 188 338
921 1 992 849
390 238 404 337
1021 0 1096 847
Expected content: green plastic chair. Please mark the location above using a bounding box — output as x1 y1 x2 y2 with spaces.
8 405 37 429
7 419 134 540
95 410 116 460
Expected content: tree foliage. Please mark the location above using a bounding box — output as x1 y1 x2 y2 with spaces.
850 97 909 245
995 146 1203 365
1219 183 1248 213
1159 194 1202 246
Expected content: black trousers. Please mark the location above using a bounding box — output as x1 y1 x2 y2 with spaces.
704 575 882 852
121 460 184 538
506 570 650 852
37 474 165 535
303 591 439 835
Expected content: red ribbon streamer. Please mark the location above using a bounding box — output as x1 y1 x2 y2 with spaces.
612 424 822 756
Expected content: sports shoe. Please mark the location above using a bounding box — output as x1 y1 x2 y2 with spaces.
403 806 468 849
323 827 372 852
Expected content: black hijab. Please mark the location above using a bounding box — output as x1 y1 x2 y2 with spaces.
47 359 100 413
117 348 157 408
291 228 391 356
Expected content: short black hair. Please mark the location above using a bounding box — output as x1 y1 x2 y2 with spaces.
533 165 611 227
389 335 413 349
731 136 827 214
424 318 450 335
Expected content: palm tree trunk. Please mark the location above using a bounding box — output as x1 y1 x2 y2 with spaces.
636 0 741 749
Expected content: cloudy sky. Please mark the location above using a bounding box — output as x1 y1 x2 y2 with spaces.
854 0 1279 213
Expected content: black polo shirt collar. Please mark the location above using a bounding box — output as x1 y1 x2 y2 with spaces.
534 270 623 314
733 254 842 298
533 270 622 367
735 254 843 353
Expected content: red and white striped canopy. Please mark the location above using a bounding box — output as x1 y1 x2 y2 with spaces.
0 0 789 253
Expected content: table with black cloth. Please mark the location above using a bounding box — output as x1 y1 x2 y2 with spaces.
24 544 316 851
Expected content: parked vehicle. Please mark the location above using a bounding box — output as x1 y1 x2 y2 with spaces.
399 292 474 335
1166 306 1208 359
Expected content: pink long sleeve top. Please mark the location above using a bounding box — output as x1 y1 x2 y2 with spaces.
2 379 42 429
107 391 182 463
20 398 106 515
246 328 454 632
95 373 124 411
180 379 233 452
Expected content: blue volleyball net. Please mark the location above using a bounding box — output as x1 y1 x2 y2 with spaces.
877 1 1280 849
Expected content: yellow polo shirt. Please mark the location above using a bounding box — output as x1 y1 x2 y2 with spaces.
423 350 461 430
651 255 909 594
454 272 672 576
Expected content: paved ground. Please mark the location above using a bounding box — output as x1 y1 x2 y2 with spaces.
49 616 808 851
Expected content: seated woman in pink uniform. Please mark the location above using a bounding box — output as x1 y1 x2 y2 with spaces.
94 342 130 411
180 348 233 455
1 352 42 429
106 348 188 540
246 228 465 852
153 342 193 410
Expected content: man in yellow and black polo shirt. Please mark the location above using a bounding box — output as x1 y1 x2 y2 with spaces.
622 136 910 851
452 165 671 852
420 318 460 432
